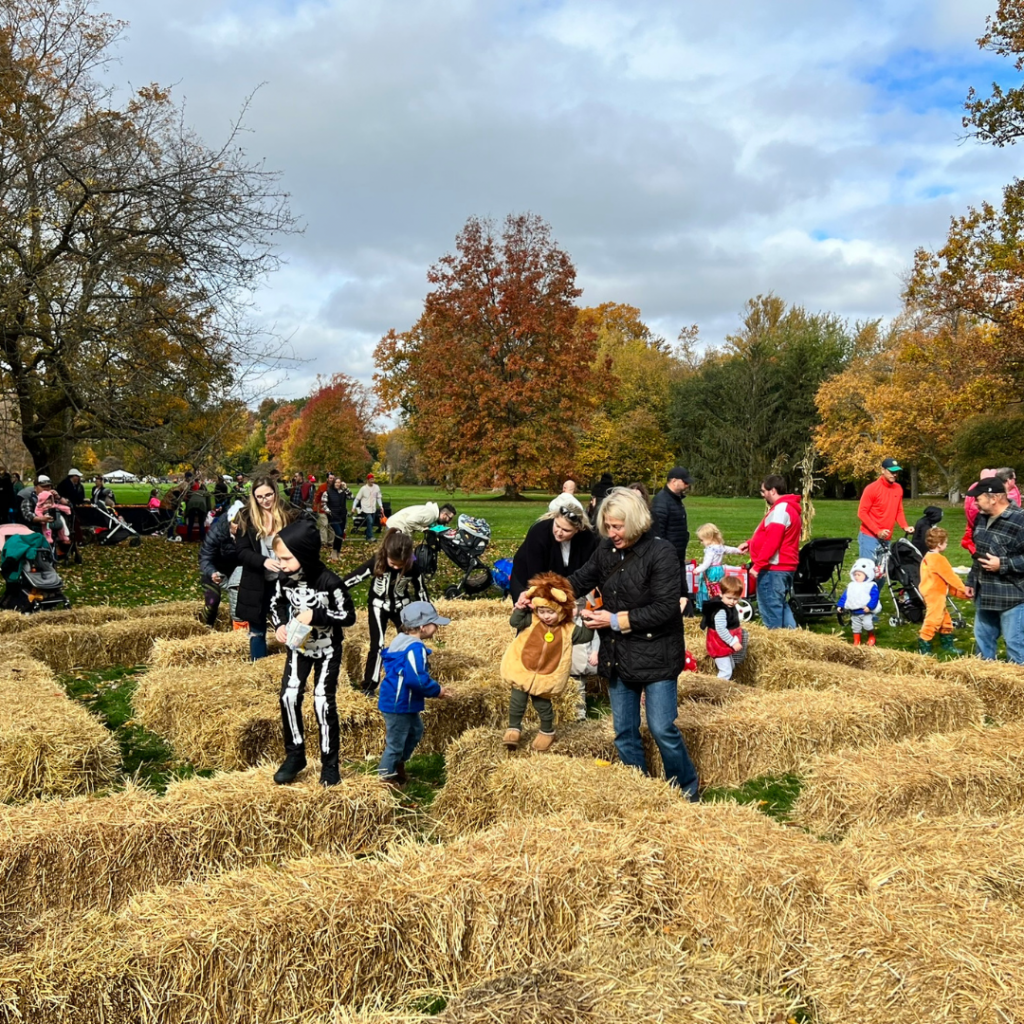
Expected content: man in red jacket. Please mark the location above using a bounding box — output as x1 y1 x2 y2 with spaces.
738 474 802 629
857 457 909 560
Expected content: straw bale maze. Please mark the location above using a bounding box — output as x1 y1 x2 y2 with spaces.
0 598 1023 1022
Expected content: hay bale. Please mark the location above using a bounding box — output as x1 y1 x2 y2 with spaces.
15 616 209 674
438 615 513 665
149 629 251 668
678 673 750 705
842 811 1024 908
792 722 1024 837
754 656 868 691
0 768 398 947
671 679 981 790
929 657 1024 723
5 805 859 1021
0 601 209 636
0 655 119 801
432 721 620 836
797 888 1024 1024
432 597 508 620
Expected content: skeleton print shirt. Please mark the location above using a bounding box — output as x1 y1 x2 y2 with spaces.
343 558 426 610
270 569 356 659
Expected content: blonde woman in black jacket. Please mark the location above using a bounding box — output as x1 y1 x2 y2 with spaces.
569 486 698 800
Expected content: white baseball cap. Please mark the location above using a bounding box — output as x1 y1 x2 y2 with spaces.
36 474 51 484
68 468 82 477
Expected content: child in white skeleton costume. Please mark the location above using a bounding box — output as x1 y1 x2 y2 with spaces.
269 519 356 787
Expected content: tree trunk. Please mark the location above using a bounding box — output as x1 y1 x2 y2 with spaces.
909 464 919 500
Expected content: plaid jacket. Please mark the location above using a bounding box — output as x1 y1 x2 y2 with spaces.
967 504 1024 612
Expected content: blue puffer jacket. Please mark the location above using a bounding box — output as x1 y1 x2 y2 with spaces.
378 633 441 713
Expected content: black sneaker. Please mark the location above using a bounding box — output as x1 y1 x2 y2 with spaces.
273 751 307 785
319 759 341 787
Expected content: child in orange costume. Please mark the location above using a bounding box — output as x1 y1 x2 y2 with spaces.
918 527 968 655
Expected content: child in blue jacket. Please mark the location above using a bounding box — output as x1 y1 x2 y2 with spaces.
377 601 451 784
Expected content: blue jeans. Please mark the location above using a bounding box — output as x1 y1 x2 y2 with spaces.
607 676 698 799
974 604 1024 663
858 532 881 561
364 512 375 541
379 712 424 778
756 570 796 629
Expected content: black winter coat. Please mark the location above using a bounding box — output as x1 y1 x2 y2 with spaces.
233 511 294 623
510 518 599 601
56 476 85 507
199 514 240 580
650 486 689 596
568 530 685 684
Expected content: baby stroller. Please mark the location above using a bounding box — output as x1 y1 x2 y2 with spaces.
790 537 852 624
352 499 393 536
422 514 494 599
877 537 966 629
91 499 142 547
0 525 72 613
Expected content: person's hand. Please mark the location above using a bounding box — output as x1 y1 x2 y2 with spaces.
583 608 612 629
275 626 288 643
731 640 742 652
587 651 599 666
879 529 891 539
438 686 453 698
514 591 532 610
679 596 688 614
297 608 313 625
263 557 282 572
737 541 750 554
979 553 1001 572
964 586 975 599
212 572 224 584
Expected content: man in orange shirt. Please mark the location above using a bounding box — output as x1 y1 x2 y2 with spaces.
857 457 910 561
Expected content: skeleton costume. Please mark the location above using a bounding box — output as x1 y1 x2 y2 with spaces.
270 520 356 785
344 552 427 692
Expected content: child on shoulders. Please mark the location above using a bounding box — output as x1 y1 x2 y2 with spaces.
502 572 587 751
377 601 452 785
700 575 749 680
837 557 881 646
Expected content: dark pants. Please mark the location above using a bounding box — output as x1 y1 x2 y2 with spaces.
508 686 554 732
201 575 223 627
329 518 346 553
280 646 342 767
364 600 402 690
186 508 206 541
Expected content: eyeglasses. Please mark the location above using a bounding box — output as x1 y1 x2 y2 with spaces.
254 491 276 503
557 507 582 525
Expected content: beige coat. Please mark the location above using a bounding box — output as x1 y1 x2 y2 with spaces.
500 618 574 698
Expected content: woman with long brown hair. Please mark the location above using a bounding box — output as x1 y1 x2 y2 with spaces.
343 527 429 694
234 476 294 660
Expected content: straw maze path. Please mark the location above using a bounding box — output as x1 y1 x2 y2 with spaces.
0 564 1019 1018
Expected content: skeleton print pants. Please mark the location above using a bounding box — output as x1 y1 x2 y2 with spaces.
279 646 342 761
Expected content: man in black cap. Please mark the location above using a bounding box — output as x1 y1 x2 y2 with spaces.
651 467 693 609
857 456 909 561
964 477 1024 663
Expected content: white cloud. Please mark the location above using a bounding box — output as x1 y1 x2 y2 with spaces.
98 0 1023 396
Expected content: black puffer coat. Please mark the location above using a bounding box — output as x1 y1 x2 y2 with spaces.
650 486 689 596
568 530 684 684
234 509 295 624
510 518 598 601
199 514 239 581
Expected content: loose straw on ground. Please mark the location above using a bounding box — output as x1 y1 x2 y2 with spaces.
0 654 119 802
0 767 398 948
792 721 1024 837
2 804 858 1022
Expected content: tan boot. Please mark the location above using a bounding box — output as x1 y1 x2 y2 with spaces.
503 728 521 750
531 731 556 752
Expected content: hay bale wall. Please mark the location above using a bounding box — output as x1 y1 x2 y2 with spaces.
792 722 1024 837
4 805 858 1023
0 601 208 636
929 658 1024 723
0 768 398 947
0 655 119 802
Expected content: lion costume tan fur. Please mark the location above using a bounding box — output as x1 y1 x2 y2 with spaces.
500 572 577 697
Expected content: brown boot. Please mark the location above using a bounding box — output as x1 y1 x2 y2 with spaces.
395 762 408 784
503 728 521 750
531 731 556 752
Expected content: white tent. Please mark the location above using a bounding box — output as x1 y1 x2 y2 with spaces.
103 469 138 483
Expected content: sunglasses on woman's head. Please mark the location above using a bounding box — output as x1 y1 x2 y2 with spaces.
558 507 582 524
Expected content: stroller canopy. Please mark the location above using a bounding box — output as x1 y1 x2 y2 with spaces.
1 531 50 583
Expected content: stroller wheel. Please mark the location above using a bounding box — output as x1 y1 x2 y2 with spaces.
735 599 754 623
445 585 460 600
888 615 901 628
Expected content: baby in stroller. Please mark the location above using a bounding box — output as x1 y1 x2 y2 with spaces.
33 489 72 548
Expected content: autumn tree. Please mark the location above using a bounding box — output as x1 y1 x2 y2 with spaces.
668 295 853 494
374 213 598 497
0 0 295 479
280 374 373 478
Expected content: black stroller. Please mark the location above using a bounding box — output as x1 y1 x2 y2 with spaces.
877 537 966 629
0 526 72 613
789 537 852 623
352 499 393 537
421 514 494 600
91 499 142 547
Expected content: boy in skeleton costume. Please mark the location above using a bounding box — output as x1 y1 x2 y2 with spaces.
270 519 356 786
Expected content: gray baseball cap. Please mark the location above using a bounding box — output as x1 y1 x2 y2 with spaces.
400 601 450 629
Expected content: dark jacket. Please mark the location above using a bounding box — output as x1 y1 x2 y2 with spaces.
911 506 944 555
56 476 85 507
568 530 685 684
234 508 295 623
343 554 427 609
967 504 1024 612
325 486 352 521
650 485 689 595
198 514 239 580
510 518 599 601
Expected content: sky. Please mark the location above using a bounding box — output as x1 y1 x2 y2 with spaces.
102 0 1023 400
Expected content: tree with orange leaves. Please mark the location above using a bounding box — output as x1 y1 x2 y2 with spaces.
375 214 598 497
282 374 374 479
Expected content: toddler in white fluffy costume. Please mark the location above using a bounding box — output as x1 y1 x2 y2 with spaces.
837 557 882 646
